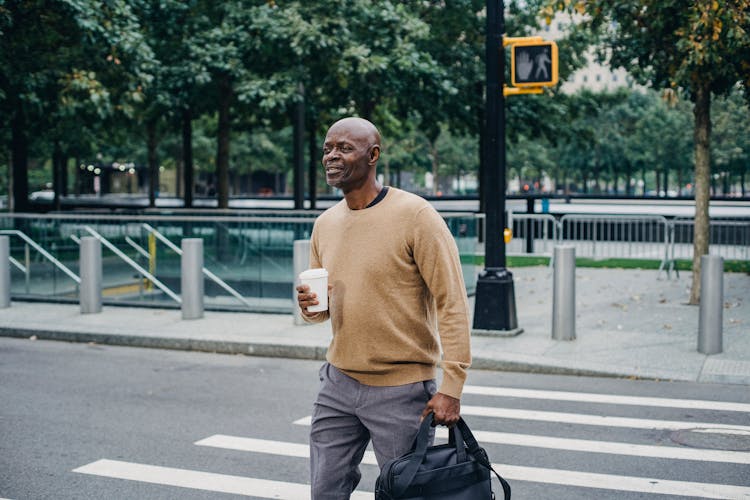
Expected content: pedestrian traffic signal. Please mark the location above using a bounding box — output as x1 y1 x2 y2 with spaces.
510 40 558 87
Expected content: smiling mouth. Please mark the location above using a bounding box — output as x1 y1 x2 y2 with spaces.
325 165 343 174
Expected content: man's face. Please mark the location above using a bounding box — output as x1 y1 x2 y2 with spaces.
322 124 373 192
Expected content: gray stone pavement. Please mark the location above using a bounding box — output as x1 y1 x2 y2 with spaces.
1 267 748 385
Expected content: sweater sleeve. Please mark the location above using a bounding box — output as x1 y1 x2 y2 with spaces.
412 206 471 399
301 223 330 324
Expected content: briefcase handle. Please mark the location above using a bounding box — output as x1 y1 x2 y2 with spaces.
396 413 511 499
392 413 458 497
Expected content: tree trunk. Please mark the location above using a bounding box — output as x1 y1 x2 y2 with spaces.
689 82 711 305
182 107 193 208
216 74 232 209
292 86 305 210
383 156 390 187
477 81 486 213
663 169 668 197
308 117 318 209
625 164 633 195
10 98 29 212
430 140 439 196
52 142 63 211
656 169 662 195
360 99 375 121
147 118 158 208
75 156 82 196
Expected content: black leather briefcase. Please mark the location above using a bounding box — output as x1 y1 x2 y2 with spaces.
374 413 511 500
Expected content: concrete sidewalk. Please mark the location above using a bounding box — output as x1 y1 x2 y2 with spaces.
1 267 748 385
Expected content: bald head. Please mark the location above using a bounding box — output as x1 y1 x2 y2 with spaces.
327 117 381 149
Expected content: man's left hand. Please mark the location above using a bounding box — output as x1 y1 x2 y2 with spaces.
421 392 460 427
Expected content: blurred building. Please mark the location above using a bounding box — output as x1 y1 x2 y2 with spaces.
537 14 634 94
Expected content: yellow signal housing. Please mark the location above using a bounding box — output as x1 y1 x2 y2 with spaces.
503 228 512 244
510 40 558 88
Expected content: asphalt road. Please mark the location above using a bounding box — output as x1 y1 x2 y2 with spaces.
2 337 749 499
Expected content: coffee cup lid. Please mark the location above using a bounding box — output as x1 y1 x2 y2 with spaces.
299 268 328 279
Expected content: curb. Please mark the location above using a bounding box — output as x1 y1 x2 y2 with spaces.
0 328 328 361
1 327 654 380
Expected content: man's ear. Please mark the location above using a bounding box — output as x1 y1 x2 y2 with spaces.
369 145 380 164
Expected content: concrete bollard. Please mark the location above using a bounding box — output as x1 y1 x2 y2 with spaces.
698 255 723 354
181 238 204 320
293 239 311 325
0 236 10 308
552 245 576 340
80 236 102 314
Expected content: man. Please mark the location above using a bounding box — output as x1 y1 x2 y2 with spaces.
296 117 471 499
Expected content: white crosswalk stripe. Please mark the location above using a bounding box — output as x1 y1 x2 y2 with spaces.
73 459 372 500
294 406 750 435
293 417 750 463
194 434 750 499
462 405 750 434
463 385 750 412
72 383 750 498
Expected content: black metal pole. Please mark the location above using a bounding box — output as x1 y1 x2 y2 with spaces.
486 0 503 269
472 0 520 334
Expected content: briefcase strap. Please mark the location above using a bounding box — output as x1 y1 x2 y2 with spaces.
484 460 512 500
391 413 437 496
455 419 511 499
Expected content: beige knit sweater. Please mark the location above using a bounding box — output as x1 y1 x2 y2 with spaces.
303 187 471 399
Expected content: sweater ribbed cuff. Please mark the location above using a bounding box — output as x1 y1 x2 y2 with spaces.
438 362 468 399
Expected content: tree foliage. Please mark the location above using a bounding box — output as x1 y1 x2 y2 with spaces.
544 0 750 302
0 0 747 221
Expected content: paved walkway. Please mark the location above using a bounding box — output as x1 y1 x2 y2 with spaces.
1 267 748 385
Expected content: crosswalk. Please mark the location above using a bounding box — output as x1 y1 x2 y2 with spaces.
73 383 750 499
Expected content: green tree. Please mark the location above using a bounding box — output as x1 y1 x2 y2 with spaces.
712 90 750 196
0 0 152 211
546 0 750 303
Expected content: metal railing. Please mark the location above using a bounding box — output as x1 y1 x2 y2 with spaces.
142 223 253 309
507 213 559 259
672 217 750 261
0 229 81 293
559 214 670 261
80 226 181 303
495 212 749 274
4 211 744 308
1 212 477 310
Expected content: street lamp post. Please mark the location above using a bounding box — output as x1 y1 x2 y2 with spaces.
472 0 521 335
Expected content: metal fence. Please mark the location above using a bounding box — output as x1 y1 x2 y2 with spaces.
506 213 559 258
501 213 749 267
671 217 750 261
559 214 670 261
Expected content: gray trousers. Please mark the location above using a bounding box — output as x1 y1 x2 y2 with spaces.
310 362 436 500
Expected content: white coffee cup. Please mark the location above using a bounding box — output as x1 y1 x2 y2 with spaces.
299 268 328 312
